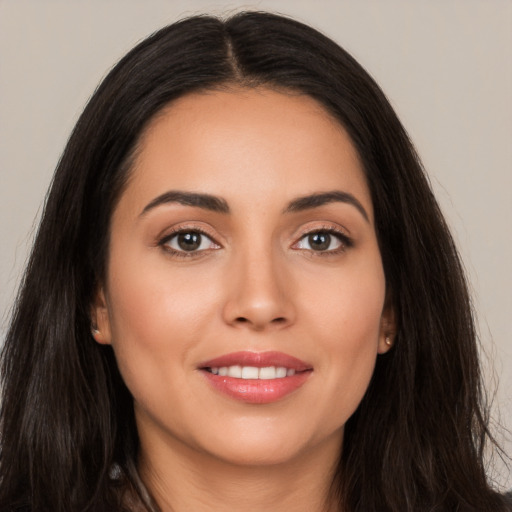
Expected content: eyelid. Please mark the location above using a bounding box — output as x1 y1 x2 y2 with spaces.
293 222 351 240
291 223 353 253
157 223 222 256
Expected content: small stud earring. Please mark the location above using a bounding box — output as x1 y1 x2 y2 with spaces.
385 336 393 346
91 325 100 335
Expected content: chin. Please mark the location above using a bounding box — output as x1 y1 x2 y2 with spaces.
191 417 344 468
207 443 309 468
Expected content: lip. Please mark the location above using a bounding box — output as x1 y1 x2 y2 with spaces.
199 351 311 371
198 351 313 404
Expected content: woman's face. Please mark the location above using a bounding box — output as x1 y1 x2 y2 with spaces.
94 87 394 467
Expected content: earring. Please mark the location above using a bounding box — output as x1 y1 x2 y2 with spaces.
385 335 393 347
91 325 100 335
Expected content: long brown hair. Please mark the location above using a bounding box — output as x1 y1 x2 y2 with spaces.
0 12 509 512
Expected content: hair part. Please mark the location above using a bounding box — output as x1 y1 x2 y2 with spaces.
1 11 509 512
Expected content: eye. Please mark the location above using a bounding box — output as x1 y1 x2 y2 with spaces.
294 230 350 253
161 230 220 254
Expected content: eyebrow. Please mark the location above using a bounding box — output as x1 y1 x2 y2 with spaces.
140 191 230 216
140 189 369 222
284 191 369 222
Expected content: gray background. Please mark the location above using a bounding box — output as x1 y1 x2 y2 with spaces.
0 0 510 486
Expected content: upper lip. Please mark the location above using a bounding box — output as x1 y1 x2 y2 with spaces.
199 351 312 371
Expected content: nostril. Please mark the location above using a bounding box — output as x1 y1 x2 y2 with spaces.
233 316 287 327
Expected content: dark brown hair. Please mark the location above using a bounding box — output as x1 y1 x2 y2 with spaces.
0 11 509 512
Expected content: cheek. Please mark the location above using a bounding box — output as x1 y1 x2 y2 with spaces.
299 251 386 343
104 272 208 440
104 256 224 389
107 252 216 337
296 257 385 420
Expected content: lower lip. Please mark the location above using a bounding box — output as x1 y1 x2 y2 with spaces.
201 371 311 404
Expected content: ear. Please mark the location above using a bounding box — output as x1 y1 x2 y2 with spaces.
378 294 396 354
90 286 112 345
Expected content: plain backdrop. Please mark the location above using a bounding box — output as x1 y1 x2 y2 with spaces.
0 0 511 487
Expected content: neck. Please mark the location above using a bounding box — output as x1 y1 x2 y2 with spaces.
137 428 343 512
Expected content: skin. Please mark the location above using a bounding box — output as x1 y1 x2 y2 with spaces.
93 87 395 511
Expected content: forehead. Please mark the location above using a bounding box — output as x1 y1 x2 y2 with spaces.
122 87 373 219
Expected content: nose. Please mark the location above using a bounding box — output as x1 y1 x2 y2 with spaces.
221 249 296 331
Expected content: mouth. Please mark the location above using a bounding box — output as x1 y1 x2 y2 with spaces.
205 365 298 379
198 351 313 404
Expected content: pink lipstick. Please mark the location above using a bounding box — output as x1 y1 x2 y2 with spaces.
198 351 312 404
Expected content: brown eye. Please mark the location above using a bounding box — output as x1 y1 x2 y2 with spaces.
177 232 202 251
294 229 350 253
308 232 331 251
162 230 219 254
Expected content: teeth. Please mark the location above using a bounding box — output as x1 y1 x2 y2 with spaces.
241 366 259 379
276 367 287 378
259 366 277 379
209 366 296 379
227 365 242 378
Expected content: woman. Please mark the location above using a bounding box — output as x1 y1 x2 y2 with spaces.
0 11 509 512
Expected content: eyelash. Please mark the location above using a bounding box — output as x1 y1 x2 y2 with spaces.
293 226 353 257
158 226 219 259
157 225 352 258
